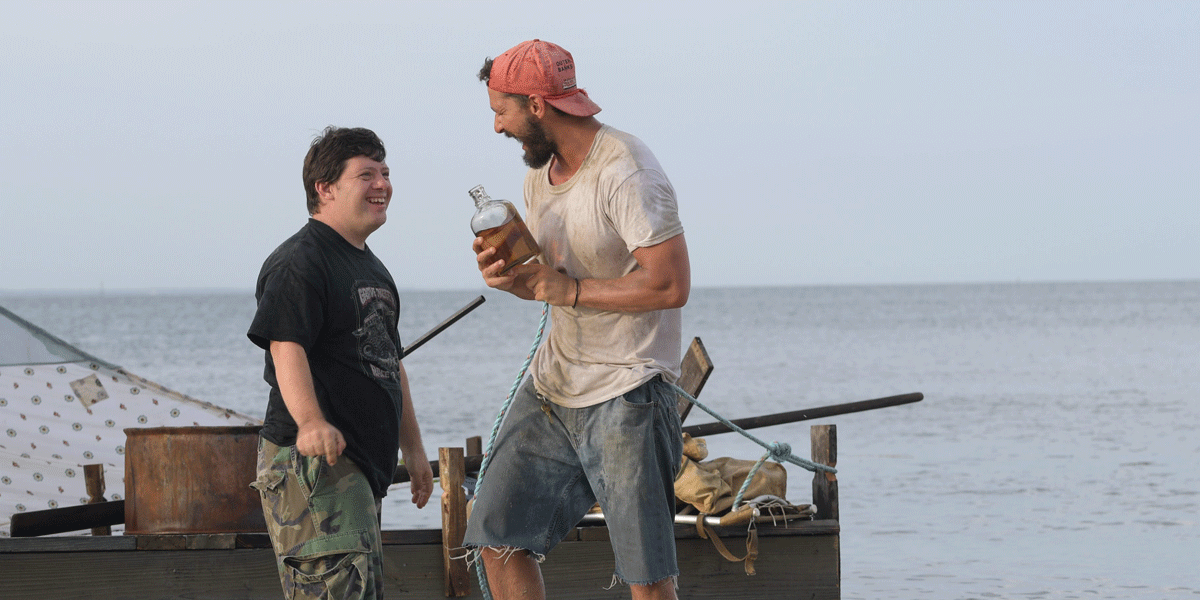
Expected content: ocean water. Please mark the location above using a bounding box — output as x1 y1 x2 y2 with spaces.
2 281 1197 599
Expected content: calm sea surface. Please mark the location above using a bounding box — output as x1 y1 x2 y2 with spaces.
2 282 1197 599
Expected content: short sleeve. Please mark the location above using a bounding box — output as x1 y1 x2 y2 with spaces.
247 261 324 352
605 168 684 253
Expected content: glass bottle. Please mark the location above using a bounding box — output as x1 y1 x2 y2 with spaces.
469 184 541 274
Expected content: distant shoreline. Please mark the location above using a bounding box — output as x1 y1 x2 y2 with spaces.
2 278 1199 298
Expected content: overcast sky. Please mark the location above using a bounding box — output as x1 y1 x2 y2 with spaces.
1 0 1196 292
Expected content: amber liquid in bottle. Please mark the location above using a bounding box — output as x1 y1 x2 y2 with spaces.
469 185 540 274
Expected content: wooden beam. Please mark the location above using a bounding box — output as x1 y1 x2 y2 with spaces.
682 392 922 437
465 436 482 458
811 424 838 521
84 464 111 536
439 447 470 597
2 530 839 599
675 337 714 423
9 500 126 538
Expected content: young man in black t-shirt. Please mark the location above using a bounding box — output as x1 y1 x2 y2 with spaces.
248 126 433 600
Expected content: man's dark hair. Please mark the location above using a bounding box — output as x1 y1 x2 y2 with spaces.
302 126 387 215
477 57 495 84
477 57 568 118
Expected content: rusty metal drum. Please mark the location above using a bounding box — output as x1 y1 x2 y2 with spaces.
124 426 266 534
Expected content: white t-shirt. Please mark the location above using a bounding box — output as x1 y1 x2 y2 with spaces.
524 125 685 408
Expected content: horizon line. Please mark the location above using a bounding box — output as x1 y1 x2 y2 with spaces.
3 277 1199 297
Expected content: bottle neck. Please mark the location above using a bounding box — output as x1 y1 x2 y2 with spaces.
468 185 491 208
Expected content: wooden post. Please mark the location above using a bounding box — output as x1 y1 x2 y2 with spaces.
84 464 111 536
810 425 838 521
675 337 715 423
465 436 482 458
440 447 470 597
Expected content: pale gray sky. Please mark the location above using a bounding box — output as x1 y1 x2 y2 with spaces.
2 0 1196 292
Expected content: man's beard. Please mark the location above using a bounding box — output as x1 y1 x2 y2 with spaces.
508 117 556 169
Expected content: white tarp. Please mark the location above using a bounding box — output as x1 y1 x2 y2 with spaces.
0 305 260 536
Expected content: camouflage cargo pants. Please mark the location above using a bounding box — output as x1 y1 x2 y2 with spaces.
251 437 385 600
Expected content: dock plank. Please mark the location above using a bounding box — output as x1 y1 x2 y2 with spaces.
4 524 838 599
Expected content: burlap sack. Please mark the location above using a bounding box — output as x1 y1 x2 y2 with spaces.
682 432 708 461
674 452 788 515
675 457 733 514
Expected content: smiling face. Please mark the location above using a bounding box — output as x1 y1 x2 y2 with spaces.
489 88 557 168
312 155 392 249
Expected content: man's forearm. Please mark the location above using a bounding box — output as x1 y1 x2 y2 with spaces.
576 233 691 313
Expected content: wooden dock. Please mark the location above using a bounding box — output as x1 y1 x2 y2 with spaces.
2 424 841 599
1 520 838 599
3 338 849 598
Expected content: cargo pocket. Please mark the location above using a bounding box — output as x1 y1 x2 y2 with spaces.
250 465 288 533
250 439 291 502
250 467 287 495
283 531 374 600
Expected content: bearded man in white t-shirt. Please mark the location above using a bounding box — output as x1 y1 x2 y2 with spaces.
463 39 692 600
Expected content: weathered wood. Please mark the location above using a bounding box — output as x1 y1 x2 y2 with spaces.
683 392 922 437
542 534 839 599
2 522 838 599
675 337 714 422
5 546 285 599
395 454 484 485
440 447 470 597
0 530 442 553
382 529 446 546
9 499 126 538
123 426 265 534
0 536 136 553
136 533 240 550
811 424 838 522
84 464 112 536
465 435 483 458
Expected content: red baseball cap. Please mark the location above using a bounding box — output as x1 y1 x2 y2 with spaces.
488 39 602 117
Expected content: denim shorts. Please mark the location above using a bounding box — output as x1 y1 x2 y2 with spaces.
463 374 684 585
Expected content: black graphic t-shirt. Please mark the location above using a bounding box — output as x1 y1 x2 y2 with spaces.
248 219 404 497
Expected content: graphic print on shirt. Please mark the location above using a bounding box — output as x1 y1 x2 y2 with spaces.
353 284 401 388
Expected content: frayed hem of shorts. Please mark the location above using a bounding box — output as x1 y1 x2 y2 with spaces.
605 573 678 590
458 545 546 567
